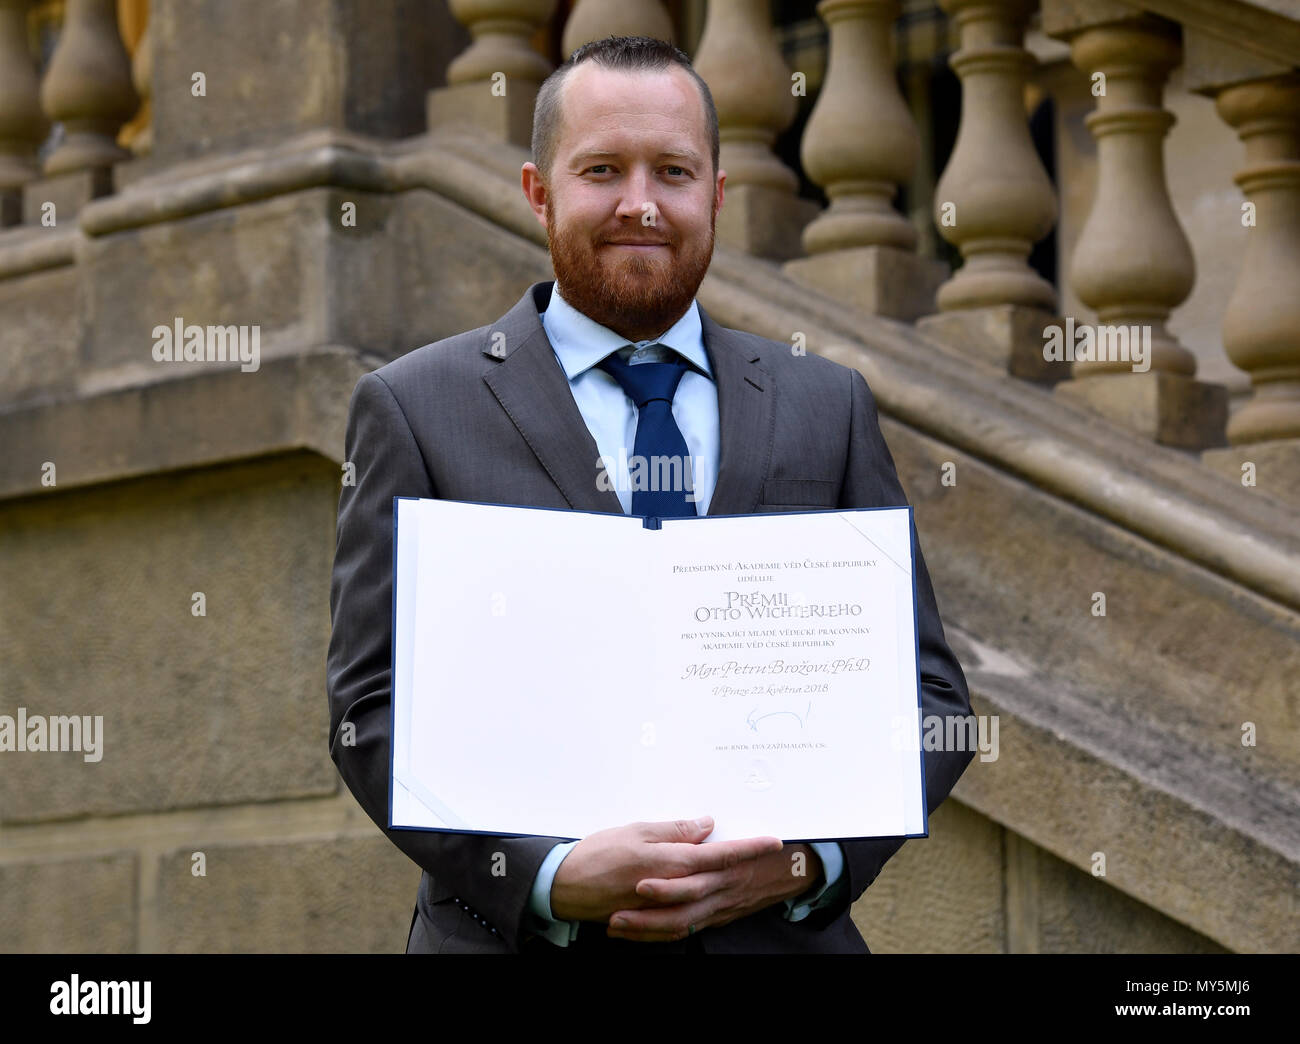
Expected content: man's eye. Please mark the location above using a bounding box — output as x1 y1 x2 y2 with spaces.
588 165 610 175
666 167 687 177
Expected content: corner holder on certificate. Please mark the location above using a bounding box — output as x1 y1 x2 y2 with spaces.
390 498 928 844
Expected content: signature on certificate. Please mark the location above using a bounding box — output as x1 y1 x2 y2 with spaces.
746 700 812 731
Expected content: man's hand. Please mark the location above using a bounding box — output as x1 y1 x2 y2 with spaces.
549 816 783 923
606 842 822 942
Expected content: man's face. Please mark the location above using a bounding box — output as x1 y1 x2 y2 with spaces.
522 64 725 344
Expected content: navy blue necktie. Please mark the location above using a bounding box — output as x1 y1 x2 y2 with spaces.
598 348 696 518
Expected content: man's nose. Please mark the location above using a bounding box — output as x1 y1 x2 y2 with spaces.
615 168 658 222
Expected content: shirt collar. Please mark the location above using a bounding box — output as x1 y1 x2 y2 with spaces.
540 282 712 381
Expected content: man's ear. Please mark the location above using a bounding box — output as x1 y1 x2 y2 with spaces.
521 163 548 229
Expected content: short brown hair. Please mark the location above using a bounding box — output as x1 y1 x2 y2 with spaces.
531 35 719 184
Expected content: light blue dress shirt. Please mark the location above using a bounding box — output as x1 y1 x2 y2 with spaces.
521 284 848 947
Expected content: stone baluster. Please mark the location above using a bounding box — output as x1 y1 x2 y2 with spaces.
427 0 557 146
1068 20 1191 378
1043 5 1225 448
934 0 1055 311
693 0 816 259
1200 73 1300 505
40 0 138 175
0 0 46 224
1216 78 1300 446
130 12 152 157
561 0 674 56
917 0 1063 380
784 0 947 321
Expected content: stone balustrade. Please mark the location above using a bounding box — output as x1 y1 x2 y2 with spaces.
1 0 1297 959
0 0 1295 472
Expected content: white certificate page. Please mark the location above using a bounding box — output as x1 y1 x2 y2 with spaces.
391 498 927 843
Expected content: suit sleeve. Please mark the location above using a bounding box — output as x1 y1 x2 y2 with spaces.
325 371 566 952
798 367 975 931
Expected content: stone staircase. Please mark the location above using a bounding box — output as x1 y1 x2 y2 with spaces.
0 0 1296 953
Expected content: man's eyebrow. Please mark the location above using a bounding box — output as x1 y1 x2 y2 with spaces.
571 150 704 165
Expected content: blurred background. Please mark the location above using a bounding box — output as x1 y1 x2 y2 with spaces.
0 0 1296 953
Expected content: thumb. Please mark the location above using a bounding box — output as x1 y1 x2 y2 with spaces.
642 816 714 842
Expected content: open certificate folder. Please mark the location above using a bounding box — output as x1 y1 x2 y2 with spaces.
390 498 928 843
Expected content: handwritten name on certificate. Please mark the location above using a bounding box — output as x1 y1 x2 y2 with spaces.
390 498 927 843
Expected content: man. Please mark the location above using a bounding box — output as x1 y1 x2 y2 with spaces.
326 35 973 954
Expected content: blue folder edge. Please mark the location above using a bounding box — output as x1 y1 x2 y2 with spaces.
386 495 929 846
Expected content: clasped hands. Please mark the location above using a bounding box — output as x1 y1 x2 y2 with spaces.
549 816 822 942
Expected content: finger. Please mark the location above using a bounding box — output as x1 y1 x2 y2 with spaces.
682 835 782 873
636 816 715 843
607 901 717 943
636 836 778 883
634 869 728 905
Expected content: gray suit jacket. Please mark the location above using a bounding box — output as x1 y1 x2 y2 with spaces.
326 280 974 954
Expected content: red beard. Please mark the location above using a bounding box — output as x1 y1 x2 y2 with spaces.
546 198 716 343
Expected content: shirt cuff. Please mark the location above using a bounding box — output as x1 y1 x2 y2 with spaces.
525 841 582 947
783 842 846 922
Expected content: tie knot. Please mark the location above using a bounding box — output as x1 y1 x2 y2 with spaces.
598 348 688 408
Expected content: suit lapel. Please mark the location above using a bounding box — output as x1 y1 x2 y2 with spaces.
483 283 624 514
482 281 773 518
699 304 773 517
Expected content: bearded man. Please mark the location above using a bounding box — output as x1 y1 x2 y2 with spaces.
326 34 973 954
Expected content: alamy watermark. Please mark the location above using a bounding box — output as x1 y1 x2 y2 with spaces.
1043 317 1150 373
596 451 706 503
0 707 103 762
152 317 260 373
891 712 999 763
50 976 150 1023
